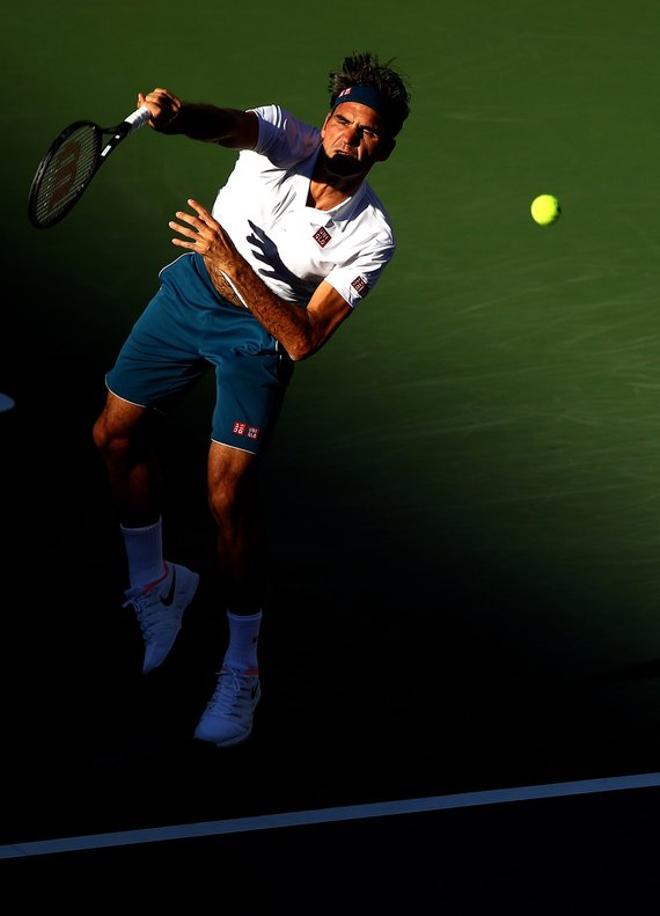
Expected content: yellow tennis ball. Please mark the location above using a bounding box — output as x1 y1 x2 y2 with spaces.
531 194 561 226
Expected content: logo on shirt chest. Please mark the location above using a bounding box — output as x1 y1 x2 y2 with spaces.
313 226 332 248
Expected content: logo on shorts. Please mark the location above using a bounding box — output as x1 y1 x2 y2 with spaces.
313 226 332 248
351 275 369 296
232 421 260 441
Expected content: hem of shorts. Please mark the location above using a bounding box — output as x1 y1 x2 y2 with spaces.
211 437 259 456
157 251 195 279
105 380 148 410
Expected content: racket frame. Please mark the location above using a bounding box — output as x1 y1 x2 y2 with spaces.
28 107 150 229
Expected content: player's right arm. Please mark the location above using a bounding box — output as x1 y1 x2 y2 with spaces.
137 88 258 150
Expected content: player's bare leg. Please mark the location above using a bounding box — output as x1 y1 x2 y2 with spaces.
92 391 160 526
194 441 265 747
93 391 199 672
207 441 264 614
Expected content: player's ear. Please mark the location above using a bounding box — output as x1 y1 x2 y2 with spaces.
377 135 396 161
321 111 332 136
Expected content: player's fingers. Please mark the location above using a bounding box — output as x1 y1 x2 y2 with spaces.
150 88 182 110
137 92 153 122
186 198 206 214
186 199 219 229
171 236 211 254
168 220 199 240
142 89 181 125
175 210 209 233
138 91 160 111
138 92 168 124
150 92 179 109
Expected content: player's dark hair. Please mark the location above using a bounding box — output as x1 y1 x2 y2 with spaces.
328 51 411 137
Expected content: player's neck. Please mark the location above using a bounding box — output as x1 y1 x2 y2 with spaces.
309 159 368 210
306 180 353 210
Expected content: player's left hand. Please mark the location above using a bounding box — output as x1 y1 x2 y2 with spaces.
169 199 240 269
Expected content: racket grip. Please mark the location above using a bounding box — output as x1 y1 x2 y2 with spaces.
123 106 152 133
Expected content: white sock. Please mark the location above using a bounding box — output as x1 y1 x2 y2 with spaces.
120 517 165 588
224 610 262 672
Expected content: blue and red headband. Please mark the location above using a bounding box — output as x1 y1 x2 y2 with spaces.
331 85 388 120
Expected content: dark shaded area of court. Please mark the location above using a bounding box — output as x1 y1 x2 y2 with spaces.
2 374 660 849
6 789 660 914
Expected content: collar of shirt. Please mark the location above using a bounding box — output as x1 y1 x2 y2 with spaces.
296 148 368 234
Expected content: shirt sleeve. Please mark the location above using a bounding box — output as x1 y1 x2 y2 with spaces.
323 242 396 309
247 105 320 169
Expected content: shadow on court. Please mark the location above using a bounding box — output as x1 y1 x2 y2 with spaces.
4 788 660 915
0 319 659 902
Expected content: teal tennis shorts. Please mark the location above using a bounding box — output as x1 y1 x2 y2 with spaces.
106 252 294 455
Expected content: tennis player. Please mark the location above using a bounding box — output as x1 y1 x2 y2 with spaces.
93 52 410 747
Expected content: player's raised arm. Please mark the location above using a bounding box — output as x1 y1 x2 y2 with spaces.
137 88 258 149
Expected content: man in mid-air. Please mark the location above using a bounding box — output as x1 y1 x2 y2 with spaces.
93 52 411 747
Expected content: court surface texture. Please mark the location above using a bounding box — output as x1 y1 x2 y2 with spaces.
4 0 660 904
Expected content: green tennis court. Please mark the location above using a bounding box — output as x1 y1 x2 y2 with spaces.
3 0 660 900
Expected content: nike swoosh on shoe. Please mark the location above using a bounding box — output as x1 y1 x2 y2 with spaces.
160 566 177 606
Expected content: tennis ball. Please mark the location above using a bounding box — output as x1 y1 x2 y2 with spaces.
531 194 561 226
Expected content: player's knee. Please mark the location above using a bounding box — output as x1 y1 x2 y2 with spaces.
92 413 110 453
92 414 132 463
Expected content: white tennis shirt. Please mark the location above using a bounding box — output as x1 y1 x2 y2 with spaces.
211 105 396 309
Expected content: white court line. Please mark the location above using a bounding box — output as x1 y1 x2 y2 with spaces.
2 771 659 860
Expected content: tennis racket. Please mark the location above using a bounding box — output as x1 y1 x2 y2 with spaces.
28 106 151 229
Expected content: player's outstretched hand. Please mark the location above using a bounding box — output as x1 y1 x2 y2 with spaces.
169 199 240 268
137 88 182 132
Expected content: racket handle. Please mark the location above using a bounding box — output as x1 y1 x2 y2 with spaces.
123 106 152 132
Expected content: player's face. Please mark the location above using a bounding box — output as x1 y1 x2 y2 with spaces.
320 102 391 177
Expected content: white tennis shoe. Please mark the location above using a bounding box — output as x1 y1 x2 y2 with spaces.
194 666 261 747
123 562 199 674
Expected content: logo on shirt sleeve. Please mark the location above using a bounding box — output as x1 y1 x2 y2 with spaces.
351 275 369 296
313 226 332 248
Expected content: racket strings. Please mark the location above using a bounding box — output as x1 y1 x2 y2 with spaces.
33 126 99 224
